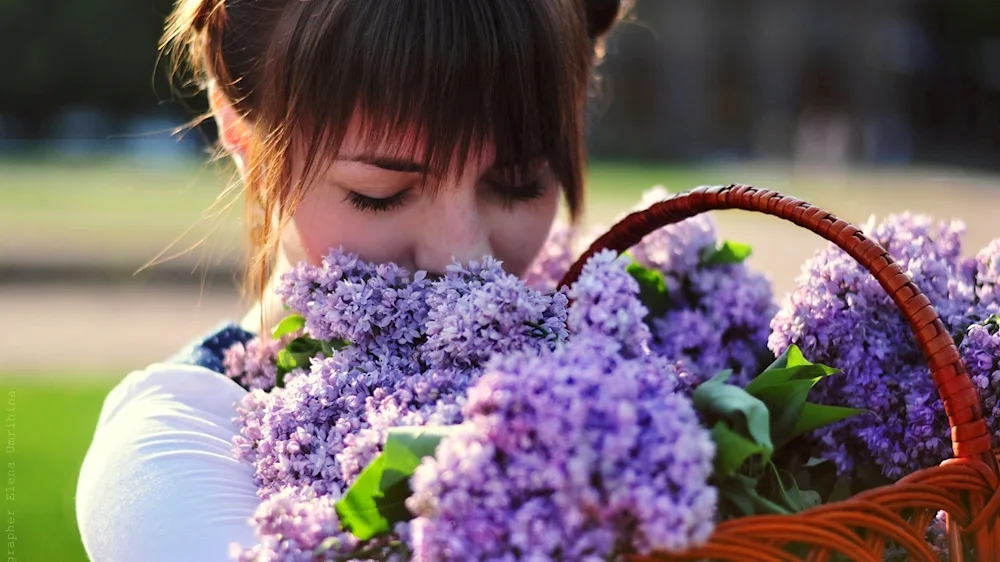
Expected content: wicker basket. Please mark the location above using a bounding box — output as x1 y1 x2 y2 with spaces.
558 185 1000 562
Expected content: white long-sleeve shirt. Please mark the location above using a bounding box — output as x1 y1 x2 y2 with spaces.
76 364 260 561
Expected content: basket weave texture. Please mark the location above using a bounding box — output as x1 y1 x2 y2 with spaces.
558 185 1000 561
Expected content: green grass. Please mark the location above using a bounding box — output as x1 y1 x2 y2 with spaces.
0 156 242 262
0 378 117 562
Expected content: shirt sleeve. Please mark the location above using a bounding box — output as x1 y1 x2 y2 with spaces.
76 364 262 562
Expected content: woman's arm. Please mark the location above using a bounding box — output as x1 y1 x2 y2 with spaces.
76 364 261 561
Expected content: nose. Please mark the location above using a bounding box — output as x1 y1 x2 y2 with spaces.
414 188 493 276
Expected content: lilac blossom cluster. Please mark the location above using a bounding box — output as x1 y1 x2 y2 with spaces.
277 251 431 348
407 336 717 560
223 334 298 391
625 187 777 386
423 258 569 370
233 252 570 500
566 249 652 357
959 316 1000 445
971 239 1000 314
230 485 410 562
768 213 993 479
230 486 358 561
405 253 715 559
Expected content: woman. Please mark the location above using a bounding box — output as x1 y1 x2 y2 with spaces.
76 0 626 559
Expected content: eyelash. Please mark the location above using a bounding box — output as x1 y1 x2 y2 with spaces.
344 189 410 213
488 180 546 209
345 181 547 214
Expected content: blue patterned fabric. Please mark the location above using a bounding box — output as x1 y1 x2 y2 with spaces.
165 321 256 374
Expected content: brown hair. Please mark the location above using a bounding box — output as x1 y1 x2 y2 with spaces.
162 0 627 298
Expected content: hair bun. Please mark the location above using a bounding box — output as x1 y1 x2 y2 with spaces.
584 0 622 39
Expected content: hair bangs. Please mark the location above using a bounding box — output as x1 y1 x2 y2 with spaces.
259 0 591 201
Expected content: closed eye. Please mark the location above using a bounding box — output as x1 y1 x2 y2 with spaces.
344 188 411 213
485 179 547 209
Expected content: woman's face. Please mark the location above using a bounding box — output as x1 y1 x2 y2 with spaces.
281 117 561 277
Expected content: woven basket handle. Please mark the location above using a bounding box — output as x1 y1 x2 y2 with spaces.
559 184 992 463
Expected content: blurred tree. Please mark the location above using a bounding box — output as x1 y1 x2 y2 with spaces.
0 0 198 136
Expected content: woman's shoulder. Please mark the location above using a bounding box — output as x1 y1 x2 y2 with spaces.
76 324 261 561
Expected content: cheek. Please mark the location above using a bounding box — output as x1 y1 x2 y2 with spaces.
490 188 560 277
283 200 343 265
282 190 380 266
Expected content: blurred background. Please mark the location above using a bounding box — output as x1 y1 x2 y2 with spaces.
1 0 998 560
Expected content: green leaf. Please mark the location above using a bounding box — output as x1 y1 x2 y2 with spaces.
783 482 822 512
320 339 349 356
716 474 791 517
336 425 463 540
743 364 829 396
755 379 816 446
336 454 390 539
701 240 753 266
762 344 813 371
274 336 347 388
768 463 822 513
803 457 830 468
380 426 457 491
789 403 865 441
286 337 320 355
828 474 854 503
276 348 297 372
715 474 759 517
272 314 306 339
693 372 773 464
626 261 671 318
274 349 297 388
711 422 768 476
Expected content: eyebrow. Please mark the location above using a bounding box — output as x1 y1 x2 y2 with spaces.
341 155 427 173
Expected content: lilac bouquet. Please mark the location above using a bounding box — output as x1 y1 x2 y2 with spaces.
222 247 726 560
219 189 869 561
228 252 568 500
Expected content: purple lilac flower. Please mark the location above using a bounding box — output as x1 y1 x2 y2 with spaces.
971 239 1000 314
229 485 358 561
612 187 777 384
650 264 777 387
276 249 430 348
407 335 717 560
224 334 301 391
336 376 467 486
769 213 975 478
522 223 577 291
423 256 569 370
959 318 1000 445
234 247 716 559
566 249 652 357
235 250 572 498
234 345 420 497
